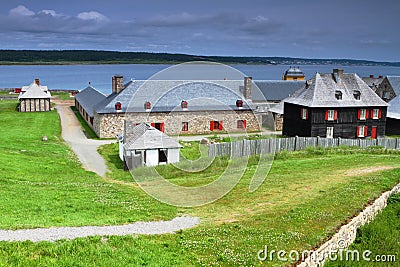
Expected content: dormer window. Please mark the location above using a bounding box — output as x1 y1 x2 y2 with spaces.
181 100 188 109
353 90 361 100
144 101 151 110
115 102 122 111
335 90 342 100
236 99 243 108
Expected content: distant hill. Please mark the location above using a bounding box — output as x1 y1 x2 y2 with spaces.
0 50 399 66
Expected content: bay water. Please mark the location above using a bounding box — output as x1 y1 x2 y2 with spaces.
1 64 399 94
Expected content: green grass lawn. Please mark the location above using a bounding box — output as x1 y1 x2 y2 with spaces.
0 99 400 266
70 106 99 139
325 193 399 267
51 91 73 100
0 100 177 230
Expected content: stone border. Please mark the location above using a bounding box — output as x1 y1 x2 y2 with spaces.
298 182 400 266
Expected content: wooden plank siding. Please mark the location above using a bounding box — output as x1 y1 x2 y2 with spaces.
283 103 387 139
386 118 400 135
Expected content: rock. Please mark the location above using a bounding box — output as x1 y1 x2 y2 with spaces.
200 138 210 144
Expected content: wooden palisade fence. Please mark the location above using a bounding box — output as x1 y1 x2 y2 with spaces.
208 137 400 158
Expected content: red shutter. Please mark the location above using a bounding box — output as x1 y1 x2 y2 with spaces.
378 109 382 119
305 109 309 120
357 109 361 120
365 109 369 119
370 109 374 119
334 110 338 120
356 126 360 137
210 121 214 131
160 122 165 132
325 110 329 120
151 123 155 127
219 121 223 130
300 108 303 119
243 120 247 129
364 126 368 137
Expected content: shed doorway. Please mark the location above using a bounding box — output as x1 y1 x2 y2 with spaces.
159 149 168 164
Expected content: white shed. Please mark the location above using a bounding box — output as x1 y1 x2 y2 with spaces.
121 123 182 169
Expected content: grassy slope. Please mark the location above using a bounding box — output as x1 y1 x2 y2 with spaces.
325 193 400 267
0 100 399 266
0 100 177 229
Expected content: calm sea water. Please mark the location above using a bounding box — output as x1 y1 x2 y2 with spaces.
1 64 400 94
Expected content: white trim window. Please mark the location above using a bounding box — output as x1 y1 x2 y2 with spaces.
326 127 334 138
357 126 368 138
359 109 367 120
325 109 337 121
372 109 379 119
301 108 308 120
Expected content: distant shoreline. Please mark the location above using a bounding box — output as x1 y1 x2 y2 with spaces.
0 50 399 67
0 62 399 67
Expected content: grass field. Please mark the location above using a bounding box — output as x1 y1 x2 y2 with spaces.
51 92 73 100
0 99 400 266
70 106 99 139
325 193 399 267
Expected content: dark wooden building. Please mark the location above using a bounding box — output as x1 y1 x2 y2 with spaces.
283 69 388 139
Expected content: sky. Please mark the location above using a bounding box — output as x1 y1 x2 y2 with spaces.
0 0 399 62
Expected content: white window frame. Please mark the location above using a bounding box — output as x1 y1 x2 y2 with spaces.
326 127 334 138
327 110 335 121
301 108 308 120
358 126 366 137
372 109 379 119
359 109 367 120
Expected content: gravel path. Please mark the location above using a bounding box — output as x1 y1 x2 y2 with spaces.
0 217 200 242
55 100 115 177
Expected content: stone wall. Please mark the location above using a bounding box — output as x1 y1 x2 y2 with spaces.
298 182 400 267
94 110 261 138
19 98 51 112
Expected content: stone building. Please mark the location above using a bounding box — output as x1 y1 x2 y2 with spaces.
375 76 400 102
74 86 106 127
76 76 263 138
75 74 307 138
18 79 51 112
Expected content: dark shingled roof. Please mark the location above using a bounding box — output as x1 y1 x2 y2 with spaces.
94 80 251 114
284 71 388 108
361 77 384 88
253 80 304 101
387 77 400 119
75 86 106 117
386 76 400 95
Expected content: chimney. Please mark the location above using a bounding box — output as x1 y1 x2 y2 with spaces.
34 78 40 86
112 75 124 94
333 69 344 83
243 76 252 100
370 74 374 78
379 75 383 78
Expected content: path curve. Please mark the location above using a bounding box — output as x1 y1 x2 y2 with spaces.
0 217 200 242
55 100 115 177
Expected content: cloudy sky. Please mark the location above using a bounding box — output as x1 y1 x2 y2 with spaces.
0 0 399 61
